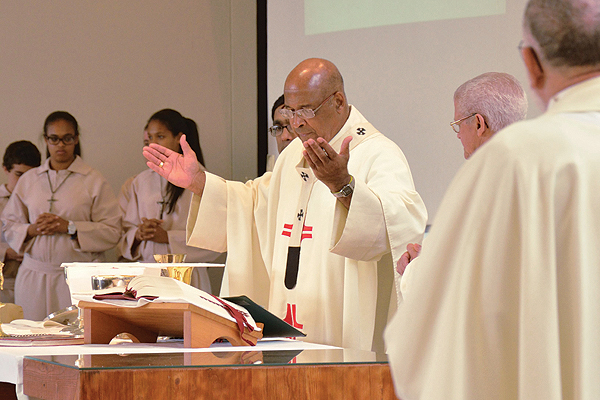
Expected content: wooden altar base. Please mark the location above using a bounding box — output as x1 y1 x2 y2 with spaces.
78 301 262 348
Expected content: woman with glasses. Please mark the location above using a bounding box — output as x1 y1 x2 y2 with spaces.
118 109 220 293
1 111 121 320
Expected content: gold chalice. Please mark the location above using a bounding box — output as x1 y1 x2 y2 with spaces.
153 254 192 284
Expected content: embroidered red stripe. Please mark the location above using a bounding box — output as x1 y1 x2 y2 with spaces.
302 226 313 231
301 234 312 240
284 224 293 229
282 231 291 237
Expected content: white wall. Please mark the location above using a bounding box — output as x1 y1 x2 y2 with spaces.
267 0 540 221
0 0 256 192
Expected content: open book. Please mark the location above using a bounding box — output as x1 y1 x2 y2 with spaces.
90 276 260 335
86 276 305 339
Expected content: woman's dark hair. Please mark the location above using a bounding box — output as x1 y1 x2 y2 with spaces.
147 109 204 214
3 140 42 170
43 111 82 158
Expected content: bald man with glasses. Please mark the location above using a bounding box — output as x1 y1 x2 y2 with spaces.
144 58 427 352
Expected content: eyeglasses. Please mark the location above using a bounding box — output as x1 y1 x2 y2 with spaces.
450 113 477 133
279 92 336 121
44 134 77 145
269 124 292 137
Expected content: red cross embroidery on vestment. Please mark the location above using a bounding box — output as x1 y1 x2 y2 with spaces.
300 225 312 241
284 303 304 329
281 223 313 241
281 223 293 237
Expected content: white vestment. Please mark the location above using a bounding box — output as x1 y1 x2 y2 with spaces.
187 106 427 351
1 156 121 320
119 169 221 293
385 76 600 399
0 184 20 303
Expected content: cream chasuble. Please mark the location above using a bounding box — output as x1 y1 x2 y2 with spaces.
385 76 600 400
187 106 427 351
119 169 221 293
1 156 121 320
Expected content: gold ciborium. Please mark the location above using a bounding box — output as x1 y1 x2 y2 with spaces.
153 254 192 284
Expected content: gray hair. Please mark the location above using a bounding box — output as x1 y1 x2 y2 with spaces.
454 72 528 132
524 0 600 67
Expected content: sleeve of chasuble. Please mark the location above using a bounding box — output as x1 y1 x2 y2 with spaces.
186 172 271 255
186 172 230 253
330 138 427 264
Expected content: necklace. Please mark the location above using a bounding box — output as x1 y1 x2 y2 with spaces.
157 178 168 219
46 170 74 212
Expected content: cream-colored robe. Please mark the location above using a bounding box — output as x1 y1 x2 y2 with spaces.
0 184 20 303
187 106 427 351
385 76 600 400
1 156 121 320
119 169 222 293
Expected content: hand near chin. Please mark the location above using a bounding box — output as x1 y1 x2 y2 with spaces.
143 135 206 192
303 136 353 191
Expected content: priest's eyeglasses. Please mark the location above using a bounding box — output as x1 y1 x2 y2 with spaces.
279 92 336 121
269 124 291 137
450 113 477 133
44 134 77 145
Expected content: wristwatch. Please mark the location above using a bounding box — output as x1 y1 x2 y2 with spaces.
331 176 355 198
67 220 77 236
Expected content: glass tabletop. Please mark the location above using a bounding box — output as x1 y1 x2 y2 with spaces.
24 348 389 371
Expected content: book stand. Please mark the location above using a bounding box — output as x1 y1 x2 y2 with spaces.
78 301 263 348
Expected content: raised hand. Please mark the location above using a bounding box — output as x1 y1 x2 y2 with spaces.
303 136 353 191
143 134 207 195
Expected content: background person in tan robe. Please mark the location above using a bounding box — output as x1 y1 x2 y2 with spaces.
115 129 149 261
119 109 221 293
1 111 121 320
0 141 41 303
385 1 600 398
266 94 297 171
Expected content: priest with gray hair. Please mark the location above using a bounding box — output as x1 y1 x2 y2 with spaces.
385 0 600 398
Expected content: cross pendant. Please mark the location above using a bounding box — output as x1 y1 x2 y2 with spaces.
48 196 57 212
157 199 166 219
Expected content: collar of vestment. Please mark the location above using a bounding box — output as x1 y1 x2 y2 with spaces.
327 105 380 153
547 75 600 114
37 155 91 176
0 183 9 199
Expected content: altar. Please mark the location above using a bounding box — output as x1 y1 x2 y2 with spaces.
0 339 397 399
